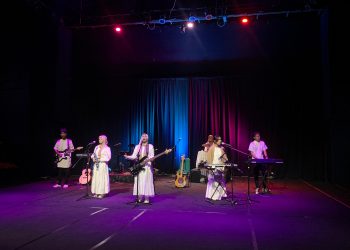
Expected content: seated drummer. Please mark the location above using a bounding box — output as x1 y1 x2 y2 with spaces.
202 135 214 152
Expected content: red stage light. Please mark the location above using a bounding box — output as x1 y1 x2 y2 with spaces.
241 18 249 24
115 26 122 32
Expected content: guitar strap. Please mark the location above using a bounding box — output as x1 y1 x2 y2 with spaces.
137 144 149 159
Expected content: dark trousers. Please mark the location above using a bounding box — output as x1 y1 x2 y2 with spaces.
57 168 70 185
253 164 267 189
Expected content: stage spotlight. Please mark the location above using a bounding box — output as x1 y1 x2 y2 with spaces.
186 22 194 28
159 18 166 25
205 14 213 20
241 17 249 24
188 16 197 22
115 26 122 32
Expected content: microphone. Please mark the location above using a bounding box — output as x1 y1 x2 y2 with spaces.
114 142 122 147
87 140 96 146
221 142 230 146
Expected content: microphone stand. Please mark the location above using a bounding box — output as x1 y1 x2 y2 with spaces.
222 143 258 205
76 143 94 201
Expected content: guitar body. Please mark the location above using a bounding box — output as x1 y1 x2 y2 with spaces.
128 156 147 176
175 155 187 188
79 168 92 184
175 173 187 188
54 147 83 164
127 148 173 176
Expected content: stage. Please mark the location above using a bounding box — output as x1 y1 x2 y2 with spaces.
0 177 349 250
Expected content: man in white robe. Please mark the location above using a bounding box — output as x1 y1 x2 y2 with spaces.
124 133 155 204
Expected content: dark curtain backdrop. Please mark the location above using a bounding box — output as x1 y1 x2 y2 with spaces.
67 71 325 179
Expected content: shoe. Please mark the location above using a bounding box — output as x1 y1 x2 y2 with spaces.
53 184 61 188
143 200 150 204
255 188 259 194
97 194 105 199
63 184 69 188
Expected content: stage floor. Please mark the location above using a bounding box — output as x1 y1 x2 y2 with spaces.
0 177 349 250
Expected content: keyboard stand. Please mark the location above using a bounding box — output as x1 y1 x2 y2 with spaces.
206 167 238 206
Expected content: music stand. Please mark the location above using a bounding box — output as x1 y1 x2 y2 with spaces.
222 143 259 204
76 143 94 201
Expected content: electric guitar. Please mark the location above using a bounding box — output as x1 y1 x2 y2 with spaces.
54 147 83 163
175 155 187 188
128 148 172 176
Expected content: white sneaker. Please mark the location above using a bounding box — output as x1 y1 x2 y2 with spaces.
53 184 61 188
63 184 69 188
255 188 259 194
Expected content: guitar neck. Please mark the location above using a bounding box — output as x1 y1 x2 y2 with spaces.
179 158 185 177
144 151 168 163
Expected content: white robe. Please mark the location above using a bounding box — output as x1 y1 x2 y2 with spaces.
128 144 155 197
91 145 111 195
205 147 227 200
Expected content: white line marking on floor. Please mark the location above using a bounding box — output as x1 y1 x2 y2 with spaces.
130 209 147 222
204 211 226 215
302 180 350 209
89 235 114 250
90 207 109 216
248 218 259 250
89 209 147 250
175 210 227 215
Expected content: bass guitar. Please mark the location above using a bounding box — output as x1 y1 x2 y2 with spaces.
129 148 172 176
55 147 83 163
175 155 187 188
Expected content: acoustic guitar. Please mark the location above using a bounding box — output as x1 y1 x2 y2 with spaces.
79 168 92 184
175 155 187 188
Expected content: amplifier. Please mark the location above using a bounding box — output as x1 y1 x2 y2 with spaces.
190 169 207 183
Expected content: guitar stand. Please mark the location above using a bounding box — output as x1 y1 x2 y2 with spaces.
77 144 93 201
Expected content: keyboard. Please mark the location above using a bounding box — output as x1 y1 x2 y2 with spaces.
203 163 238 169
248 159 284 164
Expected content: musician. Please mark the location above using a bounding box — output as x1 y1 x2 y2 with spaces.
202 135 214 152
205 135 228 200
248 132 268 194
124 133 155 204
196 134 214 172
91 135 111 199
53 128 75 188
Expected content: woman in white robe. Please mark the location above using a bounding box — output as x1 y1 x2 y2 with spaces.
91 135 111 198
205 135 228 200
124 133 155 204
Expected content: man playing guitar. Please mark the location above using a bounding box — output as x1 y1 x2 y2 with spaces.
53 128 75 188
124 133 155 204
